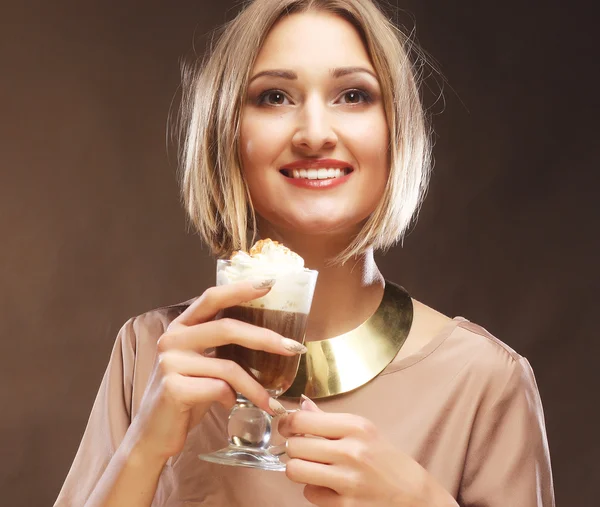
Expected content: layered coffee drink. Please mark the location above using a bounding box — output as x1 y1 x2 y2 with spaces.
215 239 318 396
217 306 309 395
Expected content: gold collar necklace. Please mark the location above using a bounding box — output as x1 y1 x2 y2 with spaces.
283 281 413 399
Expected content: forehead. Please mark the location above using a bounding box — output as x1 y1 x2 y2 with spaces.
252 11 374 73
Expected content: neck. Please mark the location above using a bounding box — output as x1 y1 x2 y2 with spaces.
255 224 385 342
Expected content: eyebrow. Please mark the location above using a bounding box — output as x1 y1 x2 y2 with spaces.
248 66 378 83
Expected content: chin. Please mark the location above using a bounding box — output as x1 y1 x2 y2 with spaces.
263 210 367 237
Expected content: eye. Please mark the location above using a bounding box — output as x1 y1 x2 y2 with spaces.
338 89 371 105
257 90 290 106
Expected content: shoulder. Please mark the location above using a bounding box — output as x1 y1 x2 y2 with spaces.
117 297 197 349
452 318 522 361
111 298 199 408
446 318 539 412
450 318 525 377
411 299 534 400
411 297 522 367
412 298 521 363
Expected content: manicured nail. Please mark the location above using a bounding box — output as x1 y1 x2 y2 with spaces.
253 278 275 290
300 394 318 410
269 398 288 416
282 338 307 354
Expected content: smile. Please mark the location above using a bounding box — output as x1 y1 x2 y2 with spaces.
279 167 353 190
280 168 353 180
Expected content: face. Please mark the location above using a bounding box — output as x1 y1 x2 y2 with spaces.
240 11 389 239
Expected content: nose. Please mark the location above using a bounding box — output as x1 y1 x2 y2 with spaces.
291 97 337 153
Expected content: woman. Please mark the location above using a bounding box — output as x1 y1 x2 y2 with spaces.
55 0 554 505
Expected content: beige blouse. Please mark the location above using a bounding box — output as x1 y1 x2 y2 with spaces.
55 300 555 506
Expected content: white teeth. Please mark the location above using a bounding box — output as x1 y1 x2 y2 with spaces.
290 168 348 180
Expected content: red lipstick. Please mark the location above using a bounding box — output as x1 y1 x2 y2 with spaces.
279 158 354 190
280 158 353 171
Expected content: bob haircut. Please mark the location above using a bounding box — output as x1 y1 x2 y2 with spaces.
179 0 431 265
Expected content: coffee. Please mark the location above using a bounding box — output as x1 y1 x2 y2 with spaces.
215 239 317 397
216 305 309 396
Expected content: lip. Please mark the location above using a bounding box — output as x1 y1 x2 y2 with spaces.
278 158 355 190
280 158 354 171
279 158 354 189
282 170 353 190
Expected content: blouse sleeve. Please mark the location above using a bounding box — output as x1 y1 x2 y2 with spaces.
458 356 555 506
54 318 137 506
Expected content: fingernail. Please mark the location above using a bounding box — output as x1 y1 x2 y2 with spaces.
300 394 318 410
253 278 275 290
282 338 307 354
269 398 288 416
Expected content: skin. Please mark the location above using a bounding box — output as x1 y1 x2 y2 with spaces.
85 281 301 507
84 10 456 507
280 397 458 507
240 10 391 342
239 11 457 507
241 11 389 241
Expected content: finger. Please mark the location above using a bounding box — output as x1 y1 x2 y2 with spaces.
288 434 383 470
279 411 376 440
300 394 322 412
163 374 235 408
212 383 237 410
159 318 305 356
285 459 345 493
189 387 236 428
160 353 272 412
197 378 237 411
303 485 341 507
286 436 340 465
170 279 275 328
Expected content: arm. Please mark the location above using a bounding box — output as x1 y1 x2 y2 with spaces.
54 318 153 506
458 357 555 506
56 281 296 507
55 318 169 506
83 420 167 507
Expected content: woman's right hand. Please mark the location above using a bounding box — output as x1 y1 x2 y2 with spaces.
127 279 301 463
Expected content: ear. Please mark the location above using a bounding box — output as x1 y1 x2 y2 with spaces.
300 394 322 412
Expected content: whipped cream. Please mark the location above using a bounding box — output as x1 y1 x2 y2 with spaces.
217 239 317 313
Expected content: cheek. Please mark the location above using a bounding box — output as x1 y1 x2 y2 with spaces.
347 112 390 210
340 111 389 165
240 114 289 174
239 114 291 215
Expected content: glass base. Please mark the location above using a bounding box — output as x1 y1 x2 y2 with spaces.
198 445 286 472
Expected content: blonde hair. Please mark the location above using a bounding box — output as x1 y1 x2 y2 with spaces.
179 0 431 264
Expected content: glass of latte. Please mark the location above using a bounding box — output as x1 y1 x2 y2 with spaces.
197 239 318 471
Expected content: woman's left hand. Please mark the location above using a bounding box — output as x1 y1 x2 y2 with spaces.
278 396 458 507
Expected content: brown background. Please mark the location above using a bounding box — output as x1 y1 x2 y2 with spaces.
1 1 597 505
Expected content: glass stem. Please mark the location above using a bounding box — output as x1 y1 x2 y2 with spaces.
227 394 273 450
